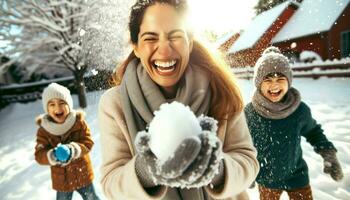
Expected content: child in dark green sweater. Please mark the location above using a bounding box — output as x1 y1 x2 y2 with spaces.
244 47 343 200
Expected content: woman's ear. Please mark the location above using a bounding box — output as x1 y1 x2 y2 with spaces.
133 44 140 58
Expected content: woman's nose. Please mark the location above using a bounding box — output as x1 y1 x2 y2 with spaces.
157 40 172 56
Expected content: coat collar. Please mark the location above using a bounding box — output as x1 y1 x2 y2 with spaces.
36 110 85 136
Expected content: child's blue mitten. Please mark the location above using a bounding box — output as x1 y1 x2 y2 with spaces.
54 144 71 162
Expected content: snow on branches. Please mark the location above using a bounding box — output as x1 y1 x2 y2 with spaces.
0 0 91 73
1 0 132 75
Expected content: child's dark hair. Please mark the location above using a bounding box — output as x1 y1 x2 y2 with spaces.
129 0 188 44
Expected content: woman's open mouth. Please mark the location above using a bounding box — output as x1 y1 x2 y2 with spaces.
152 60 177 76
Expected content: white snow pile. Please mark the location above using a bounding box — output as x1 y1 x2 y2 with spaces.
299 50 322 63
149 101 202 162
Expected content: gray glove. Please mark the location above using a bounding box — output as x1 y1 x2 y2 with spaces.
158 116 223 188
160 136 202 179
319 149 344 181
180 132 223 188
135 116 223 189
134 131 162 188
134 131 201 188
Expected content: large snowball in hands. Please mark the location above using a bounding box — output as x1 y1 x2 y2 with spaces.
149 101 202 162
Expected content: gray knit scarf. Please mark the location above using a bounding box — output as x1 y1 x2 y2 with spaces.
120 59 212 148
252 87 301 119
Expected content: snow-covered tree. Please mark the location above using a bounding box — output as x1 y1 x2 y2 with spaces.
254 0 288 14
0 55 27 84
0 0 131 108
0 0 92 107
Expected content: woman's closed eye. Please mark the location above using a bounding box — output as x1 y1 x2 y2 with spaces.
169 35 182 41
144 37 157 42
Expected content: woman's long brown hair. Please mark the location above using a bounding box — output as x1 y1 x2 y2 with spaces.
113 0 243 120
113 40 243 120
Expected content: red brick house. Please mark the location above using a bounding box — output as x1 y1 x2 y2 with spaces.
224 0 350 67
272 0 350 61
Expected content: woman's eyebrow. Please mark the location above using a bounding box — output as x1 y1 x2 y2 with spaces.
140 32 158 38
168 29 185 35
140 29 185 38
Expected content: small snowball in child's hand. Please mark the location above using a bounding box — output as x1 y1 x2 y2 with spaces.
54 144 71 162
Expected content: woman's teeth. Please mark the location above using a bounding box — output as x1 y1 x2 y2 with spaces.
153 60 177 73
154 60 176 67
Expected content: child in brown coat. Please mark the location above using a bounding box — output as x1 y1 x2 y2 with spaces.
34 83 100 200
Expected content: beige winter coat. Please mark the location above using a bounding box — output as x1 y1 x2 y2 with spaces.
98 86 259 200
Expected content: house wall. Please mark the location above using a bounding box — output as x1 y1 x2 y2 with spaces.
274 34 328 60
273 4 350 60
329 4 350 59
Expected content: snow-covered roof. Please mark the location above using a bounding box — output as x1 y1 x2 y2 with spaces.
272 0 350 43
228 1 292 53
214 31 239 48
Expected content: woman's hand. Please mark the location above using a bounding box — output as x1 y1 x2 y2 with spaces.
162 132 223 188
135 131 171 188
134 115 224 189
159 137 202 179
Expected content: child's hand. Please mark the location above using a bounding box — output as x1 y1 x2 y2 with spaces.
320 149 344 181
47 149 60 166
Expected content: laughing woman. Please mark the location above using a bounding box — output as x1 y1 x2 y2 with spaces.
98 0 259 199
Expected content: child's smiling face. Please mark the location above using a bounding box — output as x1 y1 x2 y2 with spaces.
47 98 70 123
260 73 289 102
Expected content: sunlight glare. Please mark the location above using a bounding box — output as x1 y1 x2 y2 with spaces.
187 0 257 34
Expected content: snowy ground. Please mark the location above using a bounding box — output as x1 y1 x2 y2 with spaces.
0 78 349 200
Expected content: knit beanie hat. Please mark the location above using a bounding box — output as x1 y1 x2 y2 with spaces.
42 83 73 113
253 46 292 88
